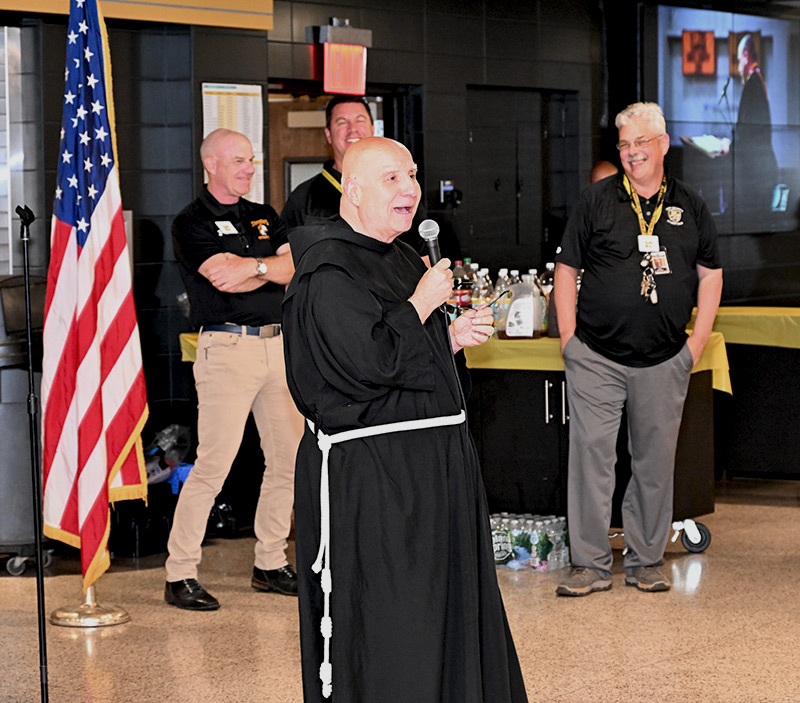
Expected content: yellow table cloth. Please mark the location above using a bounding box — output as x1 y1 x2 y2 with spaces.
182 330 732 394
689 306 800 349
464 331 731 394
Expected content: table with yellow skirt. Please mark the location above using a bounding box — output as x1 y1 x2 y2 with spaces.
687 307 800 477
181 328 731 513
462 331 729 521
464 330 731 393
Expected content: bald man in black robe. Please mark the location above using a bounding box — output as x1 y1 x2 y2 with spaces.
282 137 527 703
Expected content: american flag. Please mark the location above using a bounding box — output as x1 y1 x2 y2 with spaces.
41 0 149 591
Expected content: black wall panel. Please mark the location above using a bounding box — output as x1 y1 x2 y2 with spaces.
17 0 800 446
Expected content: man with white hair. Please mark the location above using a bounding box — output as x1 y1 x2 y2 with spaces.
554 102 722 596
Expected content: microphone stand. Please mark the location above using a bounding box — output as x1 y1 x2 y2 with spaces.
717 76 735 136
15 204 49 703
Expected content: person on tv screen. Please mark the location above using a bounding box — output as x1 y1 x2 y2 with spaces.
733 33 779 215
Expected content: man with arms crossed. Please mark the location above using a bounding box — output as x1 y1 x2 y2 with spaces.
165 128 304 610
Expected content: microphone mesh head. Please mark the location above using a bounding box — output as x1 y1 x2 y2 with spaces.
418 219 440 241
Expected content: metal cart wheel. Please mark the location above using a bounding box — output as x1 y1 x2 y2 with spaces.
681 521 711 553
6 556 27 576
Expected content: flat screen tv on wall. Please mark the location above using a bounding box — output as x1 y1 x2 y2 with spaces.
649 5 800 235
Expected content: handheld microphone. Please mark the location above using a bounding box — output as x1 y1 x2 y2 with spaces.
418 219 441 265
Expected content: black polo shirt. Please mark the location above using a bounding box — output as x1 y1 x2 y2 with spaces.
556 173 720 367
173 186 288 328
281 160 341 229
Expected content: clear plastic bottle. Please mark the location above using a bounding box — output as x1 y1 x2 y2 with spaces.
556 517 570 569
533 519 551 571
508 518 532 570
471 269 491 309
524 518 540 569
536 520 553 571
449 260 466 310
455 259 475 308
457 260 476 308
539 262 555 296
509 269 521 285
492 269 512 332
479 267 493 294
497 276 542 339
491 515 513 565
538 263 555 336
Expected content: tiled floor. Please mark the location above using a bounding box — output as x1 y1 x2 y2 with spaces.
2 478 799 703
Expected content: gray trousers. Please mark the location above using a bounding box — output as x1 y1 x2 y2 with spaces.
562 336 694 578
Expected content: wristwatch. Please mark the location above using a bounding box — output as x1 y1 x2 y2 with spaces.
255 257 268 277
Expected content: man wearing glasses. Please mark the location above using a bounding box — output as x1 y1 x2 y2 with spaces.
553 102 722 596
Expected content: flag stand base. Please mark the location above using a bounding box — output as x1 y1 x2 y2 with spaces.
49 585 130 628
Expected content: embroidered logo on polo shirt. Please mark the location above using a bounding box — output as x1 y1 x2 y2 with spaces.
251 218 270 238
665 206 684 226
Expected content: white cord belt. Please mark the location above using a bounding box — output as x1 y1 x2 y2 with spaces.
308 409 466 698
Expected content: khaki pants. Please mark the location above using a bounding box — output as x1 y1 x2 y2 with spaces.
165 330 303 581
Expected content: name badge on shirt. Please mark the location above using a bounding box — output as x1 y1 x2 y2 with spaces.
215 221 238 236
637 234 659 253
651 249 672 275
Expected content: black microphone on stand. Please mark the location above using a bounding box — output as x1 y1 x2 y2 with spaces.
718 75 731 104
418 219 441 265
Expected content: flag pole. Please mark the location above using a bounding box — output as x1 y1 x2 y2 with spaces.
49 583 130 628
15 204 49 703
43 0 149 627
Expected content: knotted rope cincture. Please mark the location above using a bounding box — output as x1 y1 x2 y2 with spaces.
308 410 466 698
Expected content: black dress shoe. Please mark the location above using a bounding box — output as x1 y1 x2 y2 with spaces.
251 565 298 596
164 579 220 610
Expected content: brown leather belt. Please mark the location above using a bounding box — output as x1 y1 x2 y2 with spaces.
202 323 281 338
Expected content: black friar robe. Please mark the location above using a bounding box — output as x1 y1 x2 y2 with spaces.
282 217 527 703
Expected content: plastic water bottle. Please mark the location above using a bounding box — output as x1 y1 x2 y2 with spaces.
508 518 533 570
524 518 540 569
538 263 555 336
556 517 570 569
499 275 542 339
449 260 465 309
539 262 555 296
479 267 493 293
458 260 476 308
471 269 491 309
493 269 512 332
534 519 552 571
491 515 513 565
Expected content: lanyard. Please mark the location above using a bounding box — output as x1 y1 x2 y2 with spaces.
622 174 667 238
321 165 343 193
